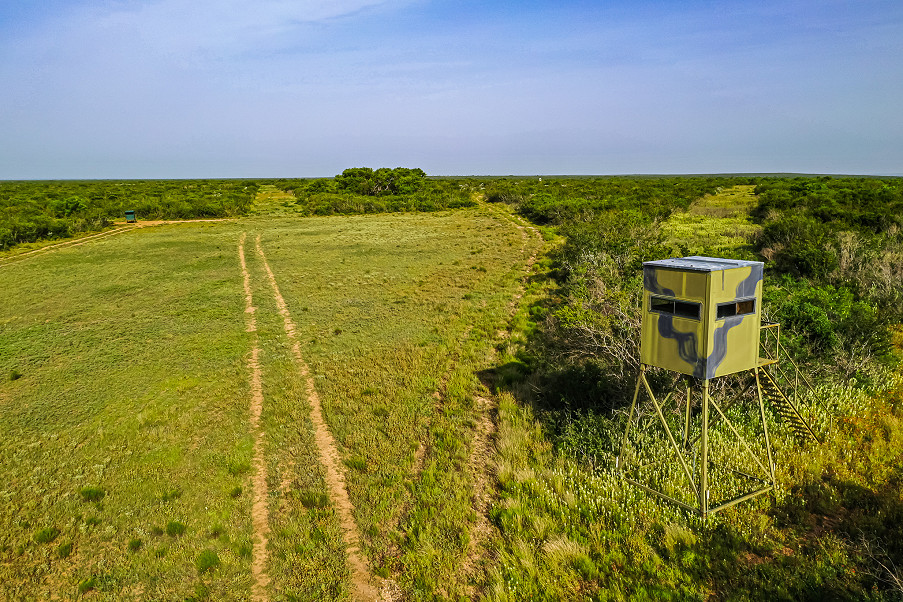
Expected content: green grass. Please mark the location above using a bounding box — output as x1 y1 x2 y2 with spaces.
79 486 106 502
0 221 259 598
0 207 540 598
487 344 903 600
250 184 298 216
248 208 542 597
196 549 221 574
33 527 60 544
7 189 896 600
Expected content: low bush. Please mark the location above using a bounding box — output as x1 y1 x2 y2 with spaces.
79 486 105 502
165 521 186 537
195 549 220 574
33 527 60 544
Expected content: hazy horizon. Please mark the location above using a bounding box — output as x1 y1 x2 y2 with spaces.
3 172 903 182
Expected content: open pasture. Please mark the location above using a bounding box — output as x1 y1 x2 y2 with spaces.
4 174 902 601
0 206 542 600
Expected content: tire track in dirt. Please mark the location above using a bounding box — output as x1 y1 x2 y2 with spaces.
253 235 380 602
461 391 498 597
238 232 271 602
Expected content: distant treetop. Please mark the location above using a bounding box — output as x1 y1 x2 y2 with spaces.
334 167 427 197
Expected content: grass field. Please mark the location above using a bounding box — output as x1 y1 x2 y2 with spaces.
3 182 901 601
0 206 543 600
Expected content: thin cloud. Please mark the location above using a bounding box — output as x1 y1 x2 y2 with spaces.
89 0 401 58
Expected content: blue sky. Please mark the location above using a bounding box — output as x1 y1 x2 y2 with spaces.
1 0 900 178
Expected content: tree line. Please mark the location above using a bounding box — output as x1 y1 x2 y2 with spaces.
272 167 474 216
0 180 259 250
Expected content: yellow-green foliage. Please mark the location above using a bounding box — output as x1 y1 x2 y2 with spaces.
662 184 761 257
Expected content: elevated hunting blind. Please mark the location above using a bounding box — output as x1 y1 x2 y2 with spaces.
618 256 819 519
641 256 762 379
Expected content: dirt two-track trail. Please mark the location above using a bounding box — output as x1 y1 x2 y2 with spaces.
233 210 541 601
238 232 386 602
237 233 271 602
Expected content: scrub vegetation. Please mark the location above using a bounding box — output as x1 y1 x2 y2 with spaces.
0 173 901 600
0 170 478 253
269 168 476 216
0 179 260 250
486 176 903 601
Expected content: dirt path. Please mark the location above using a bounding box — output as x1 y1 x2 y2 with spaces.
238 233 271 602
253 235 381 602
461 392 498 596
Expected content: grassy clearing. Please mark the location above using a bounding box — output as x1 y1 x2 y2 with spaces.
0 221 256 599
662 184 760 257
255 207 543 597
0 206 540 599
250 185 298 217
0 225 125 261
